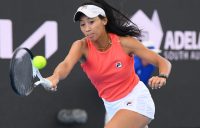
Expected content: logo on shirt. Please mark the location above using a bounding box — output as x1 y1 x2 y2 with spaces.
126 101 133 106
115 62 122 68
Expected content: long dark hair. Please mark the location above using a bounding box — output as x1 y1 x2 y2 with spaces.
79 0 141 38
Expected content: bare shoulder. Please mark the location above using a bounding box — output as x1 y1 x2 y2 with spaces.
80 38 87 49
119 36 140 47
72 38 88 56
71 38 86 49
119 36 141 54
72 38 83 46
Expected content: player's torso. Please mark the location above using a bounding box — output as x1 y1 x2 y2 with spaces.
81 33 139 101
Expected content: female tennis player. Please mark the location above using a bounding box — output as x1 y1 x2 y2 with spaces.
47 0 172 128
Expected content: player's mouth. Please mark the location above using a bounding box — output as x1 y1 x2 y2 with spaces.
87 33 95 39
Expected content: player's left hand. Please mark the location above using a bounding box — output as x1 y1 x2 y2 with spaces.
148 76 166 89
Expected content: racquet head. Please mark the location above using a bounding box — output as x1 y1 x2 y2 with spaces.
9 47 34 96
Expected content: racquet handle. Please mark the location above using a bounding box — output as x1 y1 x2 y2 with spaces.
35 78 57 91
32 66 57 91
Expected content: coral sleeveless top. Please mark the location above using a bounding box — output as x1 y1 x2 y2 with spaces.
81 33 139 101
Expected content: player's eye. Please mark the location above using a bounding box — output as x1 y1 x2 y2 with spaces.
80 23 85 27
89 20 94 24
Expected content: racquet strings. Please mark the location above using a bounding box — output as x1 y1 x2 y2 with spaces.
11 49 34 96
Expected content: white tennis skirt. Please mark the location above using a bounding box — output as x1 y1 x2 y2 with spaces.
103 81 155 123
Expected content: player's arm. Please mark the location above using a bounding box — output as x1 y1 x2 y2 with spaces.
47 40 84 87
120 36 172 88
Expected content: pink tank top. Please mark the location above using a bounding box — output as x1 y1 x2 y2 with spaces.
81 33 139 101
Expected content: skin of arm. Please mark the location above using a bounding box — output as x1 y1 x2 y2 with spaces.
47 39 85 88
120 36 172 89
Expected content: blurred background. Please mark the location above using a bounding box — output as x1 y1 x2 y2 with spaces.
0 0 200 128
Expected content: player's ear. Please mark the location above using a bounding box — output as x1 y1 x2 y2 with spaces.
102 17 108 26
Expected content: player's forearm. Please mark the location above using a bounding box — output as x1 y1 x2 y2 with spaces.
53 61 72 81
158 58 172 77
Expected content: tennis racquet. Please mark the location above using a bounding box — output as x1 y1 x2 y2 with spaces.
9 47 56 96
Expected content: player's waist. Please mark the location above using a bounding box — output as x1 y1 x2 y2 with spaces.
96 76 139 102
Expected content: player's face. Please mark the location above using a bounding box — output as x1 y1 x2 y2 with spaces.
79 15 107 41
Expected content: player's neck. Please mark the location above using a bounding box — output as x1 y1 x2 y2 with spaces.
94 33 112 51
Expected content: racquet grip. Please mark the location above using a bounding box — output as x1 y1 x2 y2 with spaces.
35 78 57 91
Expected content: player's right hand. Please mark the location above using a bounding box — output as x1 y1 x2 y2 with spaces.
46 75 59 90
